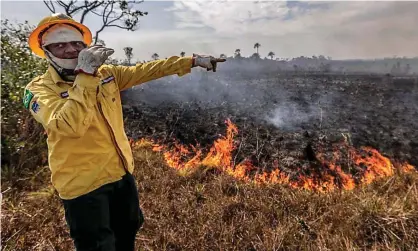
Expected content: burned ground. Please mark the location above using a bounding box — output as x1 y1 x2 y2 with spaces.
122 73 418 176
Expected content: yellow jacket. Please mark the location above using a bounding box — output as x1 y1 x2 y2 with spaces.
24 56 192 199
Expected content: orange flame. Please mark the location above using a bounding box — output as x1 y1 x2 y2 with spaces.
135 119 416 192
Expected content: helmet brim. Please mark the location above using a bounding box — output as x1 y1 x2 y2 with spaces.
29 19 92 58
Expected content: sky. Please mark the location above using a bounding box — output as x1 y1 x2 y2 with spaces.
1 0 418 61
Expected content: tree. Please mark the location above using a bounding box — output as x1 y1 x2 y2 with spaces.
180 51 185 57
105 57 121 65
234 49 241 58
123 46 133 65
220 54 227 59
254 43 261 54
268 51 275 60
250 52 260 60
404 63 411 75
43 0 148 44
151 53 159 60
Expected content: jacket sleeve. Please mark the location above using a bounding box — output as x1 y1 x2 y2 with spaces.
109 56 193 91
24 74 100 138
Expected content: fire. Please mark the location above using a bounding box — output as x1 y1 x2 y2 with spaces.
133 120 416 192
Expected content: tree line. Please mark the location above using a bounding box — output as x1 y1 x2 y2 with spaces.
117 44 417 76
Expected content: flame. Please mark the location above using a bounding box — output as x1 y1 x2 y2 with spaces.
134 120 416 192
353 147 394 185
401 163 415 172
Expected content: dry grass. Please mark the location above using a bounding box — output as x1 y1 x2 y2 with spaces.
2 146 418 251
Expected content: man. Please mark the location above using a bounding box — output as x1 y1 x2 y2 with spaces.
24 13 225 251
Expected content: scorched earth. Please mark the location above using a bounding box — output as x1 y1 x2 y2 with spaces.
122 72 418 192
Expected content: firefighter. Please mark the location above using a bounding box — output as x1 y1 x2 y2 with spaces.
24 13 225 251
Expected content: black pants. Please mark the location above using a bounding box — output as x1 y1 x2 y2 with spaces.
62 173 144 251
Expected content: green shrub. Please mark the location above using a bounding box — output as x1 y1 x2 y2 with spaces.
1 20 49 179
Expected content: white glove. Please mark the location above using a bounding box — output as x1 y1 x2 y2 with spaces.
75 45 115 75
192 53 226 72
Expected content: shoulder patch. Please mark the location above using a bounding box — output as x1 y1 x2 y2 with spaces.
60 91 69 98
23 89 34 109
31 101 40 113
101 76 115 85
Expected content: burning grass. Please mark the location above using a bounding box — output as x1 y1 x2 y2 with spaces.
2 136 417 250
132 119 415 193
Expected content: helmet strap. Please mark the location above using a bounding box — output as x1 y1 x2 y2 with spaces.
43 48 77 82
50 63 77 82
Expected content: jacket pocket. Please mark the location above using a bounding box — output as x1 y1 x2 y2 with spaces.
101 82 119 111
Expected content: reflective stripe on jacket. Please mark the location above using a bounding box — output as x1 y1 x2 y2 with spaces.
24 56 192 199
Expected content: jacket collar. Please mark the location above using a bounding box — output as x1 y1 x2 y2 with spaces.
48 65 74 85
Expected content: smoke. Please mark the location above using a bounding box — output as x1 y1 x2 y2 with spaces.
265 104 316 130
122 58 415 133
125 66 269 108
262 86 334 131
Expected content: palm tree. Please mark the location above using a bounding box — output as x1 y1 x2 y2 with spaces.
254 43 261 54
123 47 133 65
180 51 185 57
234 49 241 57
151 53 159 60
220 54 226 59
268 51 275 60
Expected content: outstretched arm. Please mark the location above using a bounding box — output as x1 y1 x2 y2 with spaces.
110 56 193 91
108 54 226 91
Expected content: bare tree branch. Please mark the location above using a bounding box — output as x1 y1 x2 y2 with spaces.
42 0 148 44
103 2 113 24
106 12 124 26
68 1 92 17
92 2 118 44
56 0 67 9
80 1 103 24
56 1 70 16
43 0 56 13
89 9 103 17
105 2 115 24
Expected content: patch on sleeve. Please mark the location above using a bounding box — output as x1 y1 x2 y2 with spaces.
60 91 69 98
31 101 40 113
101 76 115 85
23 89 34 109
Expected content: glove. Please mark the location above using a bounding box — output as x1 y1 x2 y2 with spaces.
75 45 115 75
192 53 226 72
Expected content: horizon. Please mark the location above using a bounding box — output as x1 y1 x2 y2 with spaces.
1 1 418 61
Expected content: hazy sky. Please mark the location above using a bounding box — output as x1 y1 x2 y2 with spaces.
2 1 418 61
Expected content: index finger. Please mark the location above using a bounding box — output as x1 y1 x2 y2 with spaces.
89 45 105 49
87 45 105 52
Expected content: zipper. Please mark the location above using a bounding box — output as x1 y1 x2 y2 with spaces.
97 99 128 173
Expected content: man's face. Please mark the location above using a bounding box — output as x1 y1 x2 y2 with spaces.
45 41 86 59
